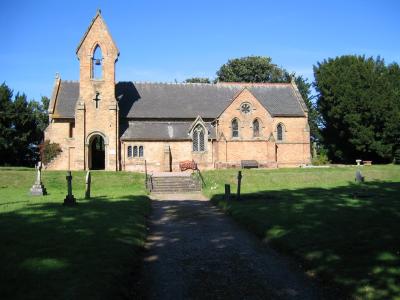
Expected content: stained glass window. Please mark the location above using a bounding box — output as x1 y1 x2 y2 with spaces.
139 146 144 157
277 124 284 141
232 119 239 138
127 146 132 157
193 125 205 152
133 146 138 157
253 119 260 137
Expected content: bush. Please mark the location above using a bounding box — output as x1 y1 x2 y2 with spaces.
394 148 400 164
312 152 330 165
39 140 62 165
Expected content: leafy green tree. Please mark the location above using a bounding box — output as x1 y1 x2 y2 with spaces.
185 77 211 83
294 76 321 142
0 83 50 166
314 55 400 163
216 56 291 83
0 83 14 165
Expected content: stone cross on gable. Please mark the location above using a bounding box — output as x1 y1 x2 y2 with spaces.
93 91 101 109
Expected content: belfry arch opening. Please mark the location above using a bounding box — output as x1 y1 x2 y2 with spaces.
92 45 103 79
89 135 105 170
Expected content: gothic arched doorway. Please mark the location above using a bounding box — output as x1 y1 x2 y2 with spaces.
90 135 105 170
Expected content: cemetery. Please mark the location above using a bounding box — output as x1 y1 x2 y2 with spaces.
0 165 399 299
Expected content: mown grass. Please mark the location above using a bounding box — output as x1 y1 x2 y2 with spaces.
0 168 150 300
203 165 400 300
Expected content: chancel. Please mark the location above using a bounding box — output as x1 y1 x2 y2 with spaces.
44 10 311 171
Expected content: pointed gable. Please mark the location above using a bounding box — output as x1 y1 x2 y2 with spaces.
76 10 119 59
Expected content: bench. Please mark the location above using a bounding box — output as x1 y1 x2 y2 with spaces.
241 160 259 169
363 160 372 166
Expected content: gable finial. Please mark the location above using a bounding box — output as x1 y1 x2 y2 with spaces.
97 8 102 15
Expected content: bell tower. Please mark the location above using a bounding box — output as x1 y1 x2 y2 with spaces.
74 10 120 170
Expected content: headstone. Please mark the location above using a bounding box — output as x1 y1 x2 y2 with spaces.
85 171 91 199
225 184 231 202
237 171 242 200
356 159 362 166
30 162 47 196
63 171 77 206
355 170 364 183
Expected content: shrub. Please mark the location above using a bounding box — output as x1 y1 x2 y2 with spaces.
394 148 400 164
312 150 330 166
39 140 62 165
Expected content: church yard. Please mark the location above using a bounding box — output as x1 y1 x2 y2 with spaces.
0 165 399 299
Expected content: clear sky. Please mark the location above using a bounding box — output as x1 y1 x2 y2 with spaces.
0 0 399 102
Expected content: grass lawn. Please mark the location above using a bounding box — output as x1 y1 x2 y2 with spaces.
203 165 400 300
0 168 150 300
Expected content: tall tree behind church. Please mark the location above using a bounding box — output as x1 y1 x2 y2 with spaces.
0 83 49 166
314 55 400 163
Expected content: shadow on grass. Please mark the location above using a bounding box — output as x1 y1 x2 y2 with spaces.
0 195 150 300
210 181 400 300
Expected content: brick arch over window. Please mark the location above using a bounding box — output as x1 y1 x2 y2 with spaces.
276 123 285 141
231 118 239 138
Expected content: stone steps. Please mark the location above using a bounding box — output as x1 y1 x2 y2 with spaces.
148 174 201 193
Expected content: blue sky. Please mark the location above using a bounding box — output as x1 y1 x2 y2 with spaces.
0 0 399 102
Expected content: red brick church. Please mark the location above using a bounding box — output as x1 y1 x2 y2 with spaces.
44 11 311 171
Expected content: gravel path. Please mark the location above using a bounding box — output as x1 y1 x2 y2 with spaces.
140 193 324 300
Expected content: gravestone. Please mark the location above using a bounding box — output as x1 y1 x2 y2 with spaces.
30 162 47 196
63 171 77 206
225 184 231 202
85 171 91 199
356 159 362 166
237 171 242 200
355 170 365 183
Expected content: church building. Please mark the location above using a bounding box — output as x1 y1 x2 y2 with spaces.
44 11 311 172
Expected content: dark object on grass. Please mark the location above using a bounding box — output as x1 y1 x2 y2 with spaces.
241 160 258 169
225 184 231 202
63 171 77 206
30 162 47 196
85 171 91 199
237 171 242 200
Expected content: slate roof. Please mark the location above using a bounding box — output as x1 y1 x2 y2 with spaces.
120 121 216 141
53 81 79 118
50 81 306 119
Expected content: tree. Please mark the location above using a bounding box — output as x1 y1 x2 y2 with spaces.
314 55 400 163
184 77 211 83
294 76 321 142
0 83 50 166
216 56 291 83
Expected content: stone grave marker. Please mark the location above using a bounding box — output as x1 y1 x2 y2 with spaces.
63 171 77 206
355 170 365 183
30 162 47 196
85 171 91 199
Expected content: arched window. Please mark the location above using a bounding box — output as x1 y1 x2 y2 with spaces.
193 125 205 152
92 45 103 79
277 123 284 141
133 146 138 157
139 146 144 157
127 146 132 158
232 119 239 138
253 119 260 137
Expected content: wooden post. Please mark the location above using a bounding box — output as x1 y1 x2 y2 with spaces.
225 184 231 202
85 171 91 199
237 171 242 200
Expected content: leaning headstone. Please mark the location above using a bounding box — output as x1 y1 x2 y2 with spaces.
63 171 77 206
30 162 47 196
355 170 365 183
85 171 91 199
